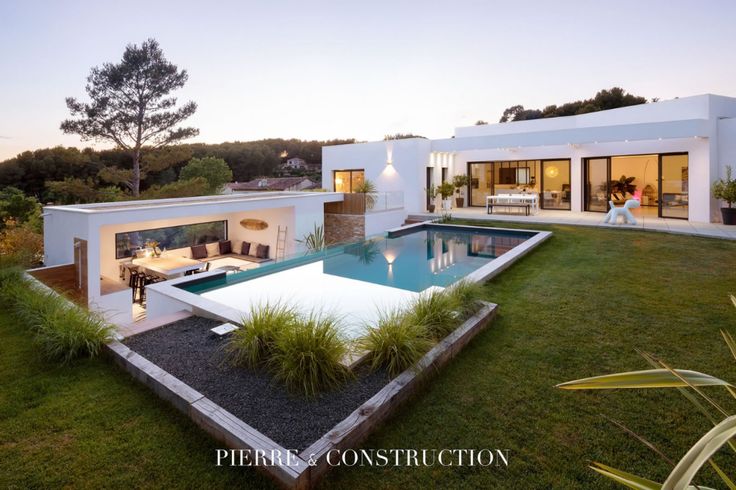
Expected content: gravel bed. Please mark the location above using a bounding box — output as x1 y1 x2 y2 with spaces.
124 316 389 451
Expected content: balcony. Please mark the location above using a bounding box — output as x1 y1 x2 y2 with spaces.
325 191 404 215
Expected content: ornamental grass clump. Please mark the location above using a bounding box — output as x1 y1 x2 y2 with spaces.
34 302 113 364
226 301 298 368
445 280 485 320
0 268 113 363
0 266 24 308
406 288 459 339
270 311 350 397
358 309 432 378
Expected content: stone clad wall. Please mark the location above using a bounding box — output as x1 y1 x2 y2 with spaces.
324 213 365 245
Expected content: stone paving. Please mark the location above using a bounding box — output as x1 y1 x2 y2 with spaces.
412 207 736 240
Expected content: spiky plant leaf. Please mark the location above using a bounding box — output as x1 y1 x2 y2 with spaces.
589 462 661 490
556 369 733 390
663 415 736 490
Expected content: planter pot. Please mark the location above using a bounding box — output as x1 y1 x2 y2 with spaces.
721 207 736 225
455 197 464 208
428 204 436 213
442 199 452 211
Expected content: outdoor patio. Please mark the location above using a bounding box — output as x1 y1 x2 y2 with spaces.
412 207 736 240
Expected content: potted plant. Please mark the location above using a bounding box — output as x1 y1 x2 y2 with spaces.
425 184 437 213
354 179 377 210
713 165 736 225
609 175 637 197
438 181 454 210
452 174 470 207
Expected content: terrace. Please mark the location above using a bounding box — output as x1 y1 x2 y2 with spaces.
2 219 735 489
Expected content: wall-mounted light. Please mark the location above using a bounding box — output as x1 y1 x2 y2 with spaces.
545 165 559 178
386 142 393 166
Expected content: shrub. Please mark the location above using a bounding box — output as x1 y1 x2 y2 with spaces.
406 288 458 339
358 309 432 378
226 302 298 368
713 165 736 207
0 218 44 268
270 311 350 397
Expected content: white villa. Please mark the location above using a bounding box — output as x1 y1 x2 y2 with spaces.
322 94 736 224
36 93 736 328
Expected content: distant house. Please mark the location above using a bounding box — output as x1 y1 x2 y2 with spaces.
284 157 307 169
224 176 319 193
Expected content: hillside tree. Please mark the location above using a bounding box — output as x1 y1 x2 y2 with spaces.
61 38 198 196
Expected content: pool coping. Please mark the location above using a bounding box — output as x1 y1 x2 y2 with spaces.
107 301 497 489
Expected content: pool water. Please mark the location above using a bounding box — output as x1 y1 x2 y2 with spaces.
177 224 536 338
179 225 534 295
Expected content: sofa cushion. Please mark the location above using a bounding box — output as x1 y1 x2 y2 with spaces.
191 244 207 260
219 240 232 255
256 244 269 259
205 242 219 257
240 241 251 256
248 242 260 257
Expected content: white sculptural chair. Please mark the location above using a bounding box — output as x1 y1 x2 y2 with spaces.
604 198 640 225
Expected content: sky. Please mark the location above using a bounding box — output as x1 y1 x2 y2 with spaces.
1 0 735 161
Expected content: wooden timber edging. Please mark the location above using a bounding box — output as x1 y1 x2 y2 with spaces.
103 301 497 489
299 301 498 483
104 340 313 489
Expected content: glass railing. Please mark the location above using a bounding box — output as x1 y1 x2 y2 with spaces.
365 191 404 213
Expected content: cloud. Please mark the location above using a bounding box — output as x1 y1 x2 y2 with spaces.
0 135 11 139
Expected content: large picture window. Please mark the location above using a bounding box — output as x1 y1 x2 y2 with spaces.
115 220 227 259
333 169 365 193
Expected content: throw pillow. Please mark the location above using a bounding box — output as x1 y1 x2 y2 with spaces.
191 244 207 260
205 242 219 257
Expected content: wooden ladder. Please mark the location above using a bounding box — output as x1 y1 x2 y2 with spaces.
276 225 287 261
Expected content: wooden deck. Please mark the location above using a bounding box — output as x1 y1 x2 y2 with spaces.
28 264 86 305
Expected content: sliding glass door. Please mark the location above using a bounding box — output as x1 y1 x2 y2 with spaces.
469 163 493 206
659 154 688 219
584 158 609 212
540 160 571 210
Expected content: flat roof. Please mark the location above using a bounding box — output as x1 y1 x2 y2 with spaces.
44 191 343 214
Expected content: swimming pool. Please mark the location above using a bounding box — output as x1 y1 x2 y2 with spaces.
164 223 549 338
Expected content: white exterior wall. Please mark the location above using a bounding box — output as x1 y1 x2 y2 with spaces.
323 94 736 223
43 192 341 322
322 138 430 227
42 209 91 266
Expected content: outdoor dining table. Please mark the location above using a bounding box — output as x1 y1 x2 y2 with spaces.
486 193 539 214
131 256 203 279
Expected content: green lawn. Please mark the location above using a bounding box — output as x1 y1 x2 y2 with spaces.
2 221 736 489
